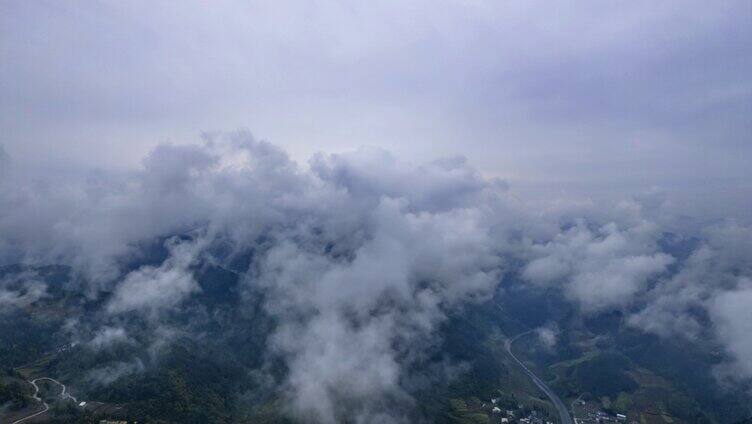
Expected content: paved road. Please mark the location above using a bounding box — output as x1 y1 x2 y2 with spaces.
11 377 77 424
506 332 573 424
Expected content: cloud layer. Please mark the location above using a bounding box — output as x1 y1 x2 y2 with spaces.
2 1 751 221
1 133 751 419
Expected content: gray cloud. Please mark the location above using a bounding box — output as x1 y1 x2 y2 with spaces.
0 133 307 284
106 237 203 315
710 280 752 383
0 132 751 419
522 219 674 312
248 149 506 422
0 133 513 421
256 201 501 421
0 272 49 311
85 359 146 386
87 326 134 350
625 222 752 387
1 2 750 221
535 322 559 352
0 144 9 174
2 2 751 416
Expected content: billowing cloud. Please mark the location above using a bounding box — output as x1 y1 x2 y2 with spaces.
710 280 752 379
256 197 501 422
85 359 146 386
626 222 752 386
87 326 135 350
535 322 559 351
107 237 204 315
0 275 48 311
0 133 306 283
0 134 513 421
522 220 674 312
1 133 751 419
2 2 752 418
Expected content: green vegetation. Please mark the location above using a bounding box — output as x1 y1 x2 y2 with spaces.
2 265 750 424
566 352 638 398
0 369 30 411
96 343 247 423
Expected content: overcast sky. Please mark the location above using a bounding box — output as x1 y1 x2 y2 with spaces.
1 1 750 220
2 4 752 417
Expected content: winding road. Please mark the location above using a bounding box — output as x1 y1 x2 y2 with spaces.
11 377 77 424
506 332 573 424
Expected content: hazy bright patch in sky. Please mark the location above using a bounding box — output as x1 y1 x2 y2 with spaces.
1 1 750 220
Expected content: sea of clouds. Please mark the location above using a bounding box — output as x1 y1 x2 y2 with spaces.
1 132 750 422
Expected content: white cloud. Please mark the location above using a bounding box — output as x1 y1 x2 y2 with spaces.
1 133 752 418
522 221 673 312
710 279 752 380
87 326 134 350
0 279 48 310
536 322 559 351
107 237 203 315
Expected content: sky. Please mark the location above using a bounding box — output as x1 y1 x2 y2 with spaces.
1 1 751 221
1 3 752 421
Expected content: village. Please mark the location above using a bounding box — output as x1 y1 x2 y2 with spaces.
571 399 629 424
474 395 556 424
472 395 631 424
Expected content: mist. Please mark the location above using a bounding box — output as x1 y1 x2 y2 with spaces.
2 2 751 422
2 133 751 420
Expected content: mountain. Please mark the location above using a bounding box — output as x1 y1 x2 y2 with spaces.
1 250 750 423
